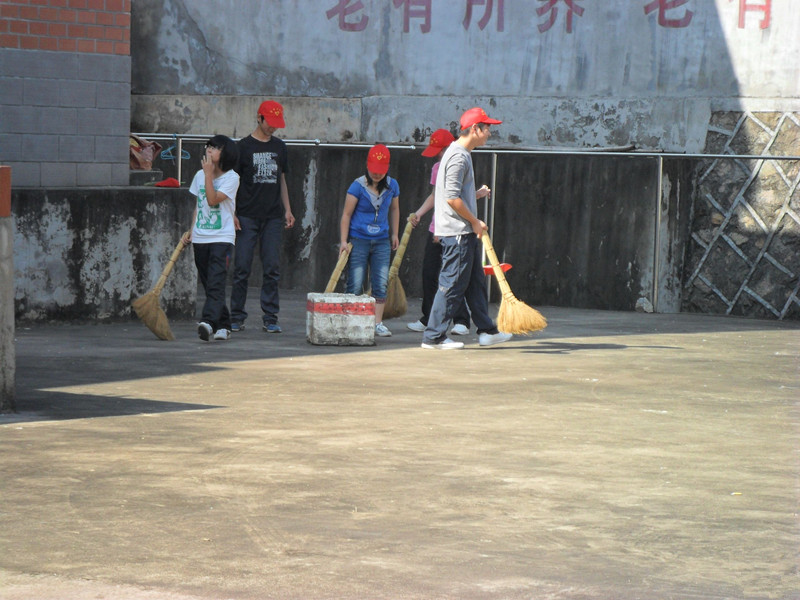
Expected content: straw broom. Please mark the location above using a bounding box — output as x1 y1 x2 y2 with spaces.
324 242 352 293
382 213 415 320
481 232 547 334
132 232 190 341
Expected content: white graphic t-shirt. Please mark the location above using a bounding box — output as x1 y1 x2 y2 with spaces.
189 169 240 244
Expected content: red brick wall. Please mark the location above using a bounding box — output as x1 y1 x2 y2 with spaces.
0 0 130 55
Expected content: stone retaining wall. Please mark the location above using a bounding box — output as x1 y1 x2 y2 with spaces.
683 112 800 319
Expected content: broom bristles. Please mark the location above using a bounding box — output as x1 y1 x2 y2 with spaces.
131 233 189 341
497 292 547 335
382 275 407 320
132 291 175 341
382 217 415 320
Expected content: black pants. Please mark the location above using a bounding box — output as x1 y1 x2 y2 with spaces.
193 242 233 332
420 232 470 327
231 215 283 326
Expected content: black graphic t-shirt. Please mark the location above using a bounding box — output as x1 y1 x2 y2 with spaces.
235 135 289 220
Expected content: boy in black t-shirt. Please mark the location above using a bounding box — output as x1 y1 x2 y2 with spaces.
231 100 296 333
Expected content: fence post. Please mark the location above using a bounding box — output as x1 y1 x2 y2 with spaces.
653 155 663 313
0 165 15 412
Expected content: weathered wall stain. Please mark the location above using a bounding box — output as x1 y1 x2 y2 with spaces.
12 188 196 322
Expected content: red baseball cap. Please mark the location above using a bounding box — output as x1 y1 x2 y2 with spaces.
367 144 391 174
421 128 455 157
258 100 285 128
460 107 502 130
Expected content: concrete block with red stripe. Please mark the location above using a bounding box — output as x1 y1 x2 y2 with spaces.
306 293 376 346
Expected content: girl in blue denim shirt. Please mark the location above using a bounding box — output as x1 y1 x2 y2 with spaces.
338 144 400 337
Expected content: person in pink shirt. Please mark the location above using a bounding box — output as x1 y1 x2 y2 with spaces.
407 129 472 336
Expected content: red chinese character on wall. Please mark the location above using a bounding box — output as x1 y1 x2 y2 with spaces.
393 0 432 33
644 0 694 28
326 0 369 32
728 0 771 29
463 0 505 32
536 0 585 34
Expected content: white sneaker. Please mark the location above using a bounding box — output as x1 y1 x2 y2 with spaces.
406 320 426 332
197 322 212 341
450 323 469 336
375 322 392 337
421 338 465 350
213 328 230 341
478 331 513 347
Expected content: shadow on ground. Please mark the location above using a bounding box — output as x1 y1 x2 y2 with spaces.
7 289 798 423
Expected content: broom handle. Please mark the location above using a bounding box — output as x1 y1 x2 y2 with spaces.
152 232 190 295
325 242 352 293
481 233 515 298
388 214 415 278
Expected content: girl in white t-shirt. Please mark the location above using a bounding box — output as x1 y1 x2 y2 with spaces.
182 135 240 341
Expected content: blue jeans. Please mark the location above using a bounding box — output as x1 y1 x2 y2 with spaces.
423 233 496 344
193 242 233 332
231 215 283 325
346 237 391 301
420 231 470 327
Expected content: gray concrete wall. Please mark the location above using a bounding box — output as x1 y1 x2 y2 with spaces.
0 215 14 412
0 48 131 187
130 1 800 151
12 188 196 322
1 165 13 411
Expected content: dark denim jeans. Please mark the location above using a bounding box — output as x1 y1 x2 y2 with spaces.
193 242 233 332
420 231 470 327
422 233 495 344
231 215 283 326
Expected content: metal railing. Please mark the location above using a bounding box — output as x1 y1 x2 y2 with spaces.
135 132 800 187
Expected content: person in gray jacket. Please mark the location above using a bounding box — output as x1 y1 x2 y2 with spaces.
421 107 513 350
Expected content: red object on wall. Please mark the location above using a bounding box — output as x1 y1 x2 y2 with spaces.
0 166 11 218
154 177 180 188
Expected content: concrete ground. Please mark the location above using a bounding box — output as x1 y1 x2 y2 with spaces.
1 289 798 600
